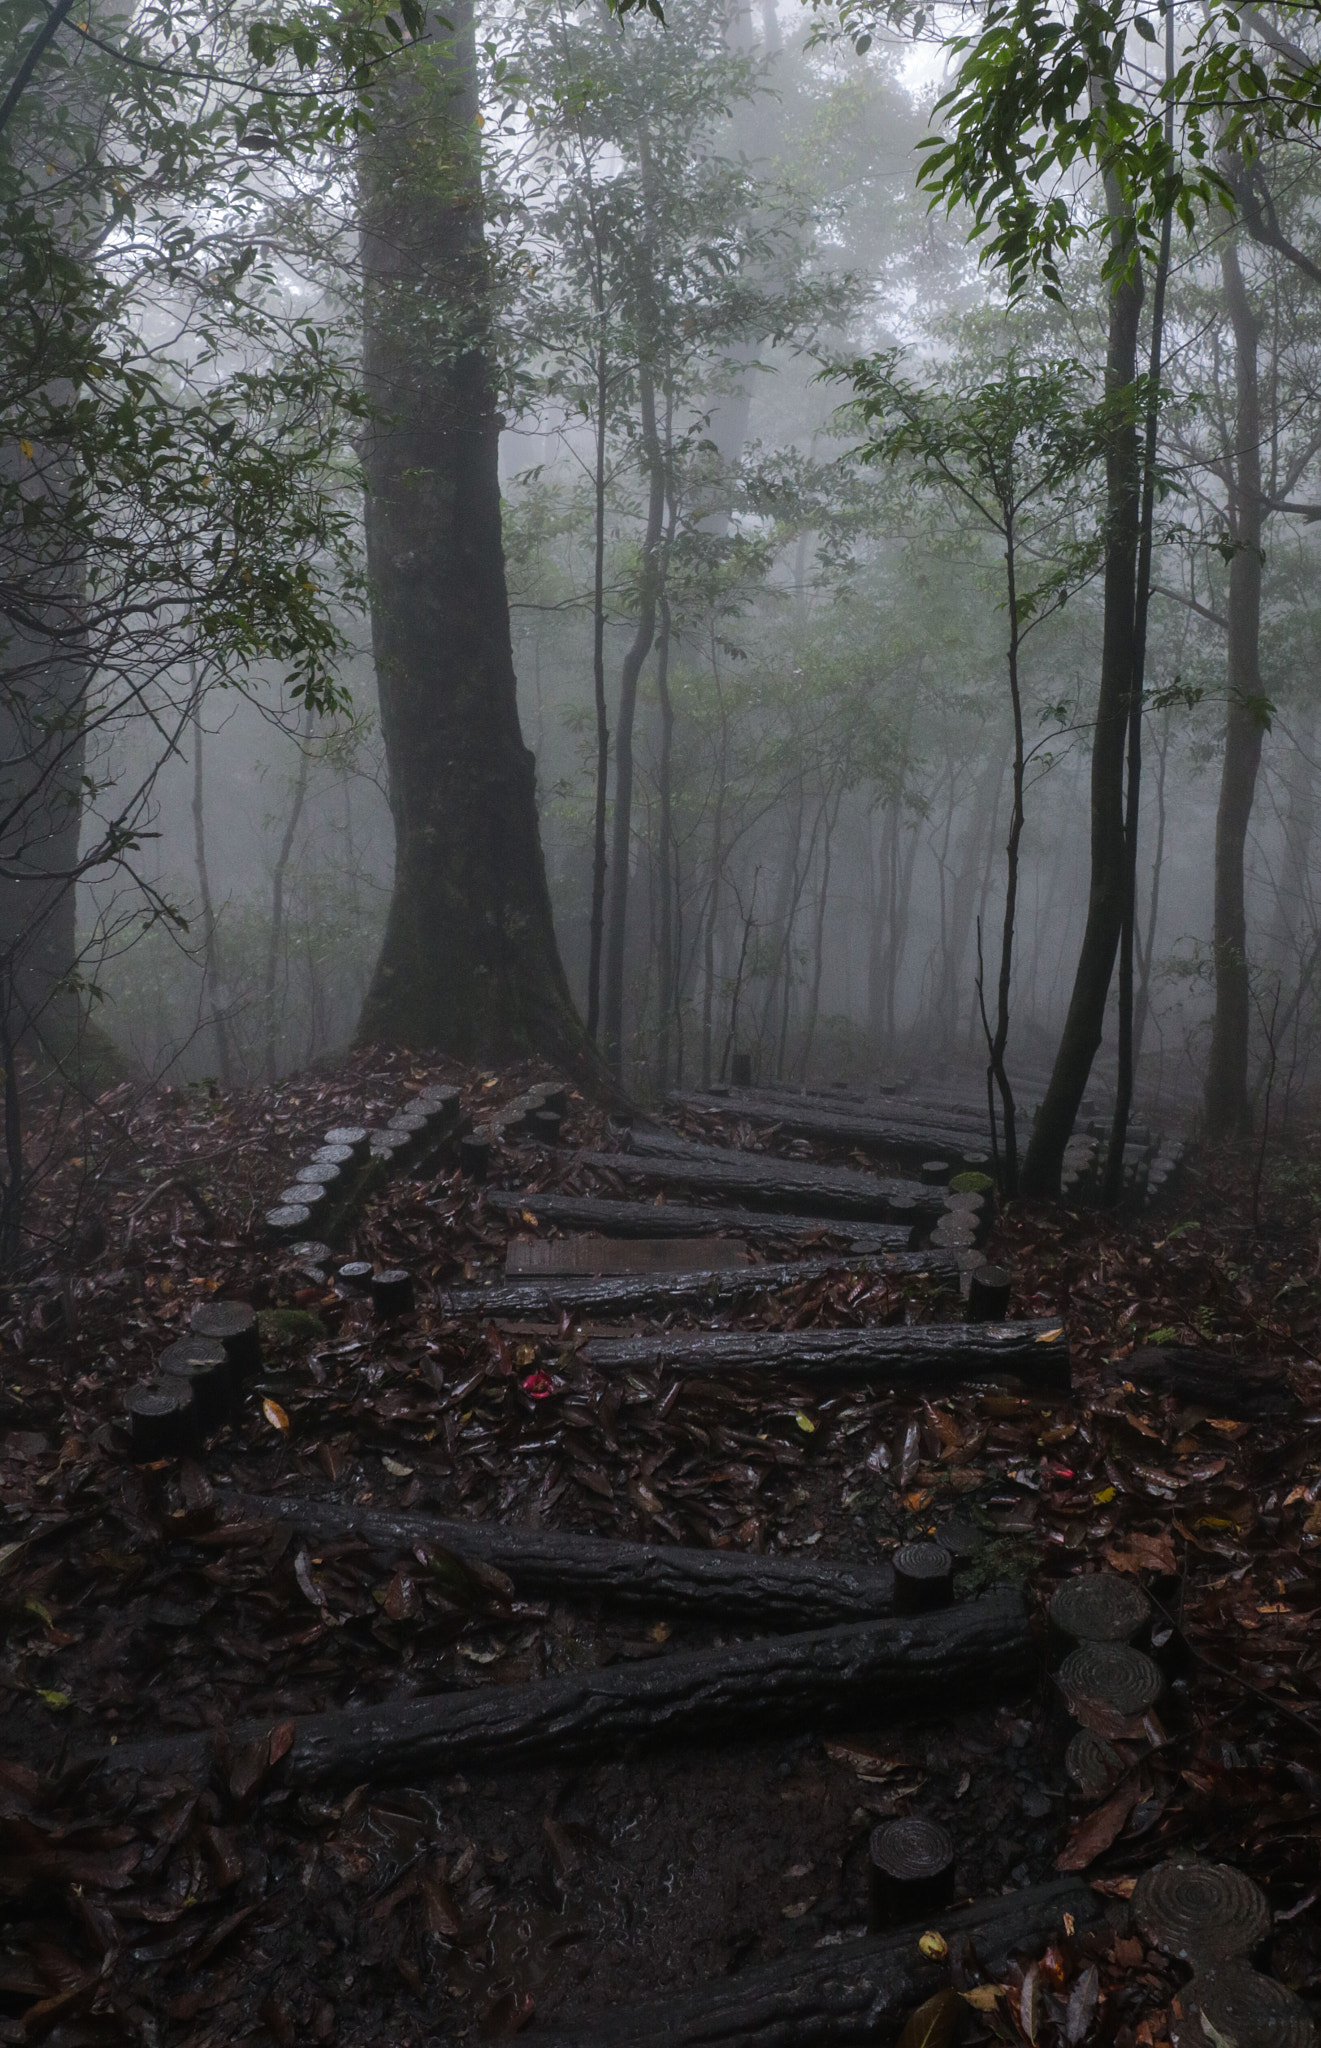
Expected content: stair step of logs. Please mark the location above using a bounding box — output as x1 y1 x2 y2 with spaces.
573 1149 938 1220
668 1088 995 1166
442 1252 958 1323
484 1189 916 1252
96 1589 1032 1787
580 1319 1070 1392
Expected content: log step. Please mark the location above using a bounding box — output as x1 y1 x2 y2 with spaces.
227 1492 900 1627
531 1875 1101 2048
668 1089 994 1167
485 1190 915 1252
507 1235 750 1276
581 1319 1070 1391
98 1590 1031 1788
574 1149 937 1221
443 1253 959 1325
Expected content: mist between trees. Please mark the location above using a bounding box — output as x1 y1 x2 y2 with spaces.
8 0 1321 1244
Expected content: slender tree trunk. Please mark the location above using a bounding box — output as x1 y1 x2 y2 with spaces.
986 516 1024 1193
796 784 841 1082
1205 235 1265 1139
355 1 582 1065
655 583 676 1091
1132 704 1172 1070
265 709 312 1085
1104 11 1174 1203
191 700 233 1088
758 778 804 1055
699 704 729 1088
602 363 665 1078
586 326 610 1043
1021 206 1144 1197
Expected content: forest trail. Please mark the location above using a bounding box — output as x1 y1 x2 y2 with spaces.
0 1057 1318 2045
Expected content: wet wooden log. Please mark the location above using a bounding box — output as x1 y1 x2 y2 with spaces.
1173 1965 1314 2048
667 1089 996 1167
442 1254 959 1325
1050 1573 1151 1648
98 1590 1030 1787
580 1319 1071 1391
868 1816 956 1924
1125 1346 1295 1420
485 1190 915 1253
1133 1861 1270 1964
227 1492 900 1627
531 1876 1101 2048
574 1149 935 1221
506 1236 750 1276
124 1380 199 1459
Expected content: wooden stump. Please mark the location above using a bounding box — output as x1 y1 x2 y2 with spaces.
1134 1860 1270 1964
191 1300 260 1383
1056 1643 1163 1734
892 1543 955 1614
966 1266 1011 1322
868 1816 956 1924
125 1380 199 1459
1172 1965 1315 2048
158 1338 231 1430
1050 1573 1151 1648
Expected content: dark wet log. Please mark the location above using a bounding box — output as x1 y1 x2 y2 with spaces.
532 1876 1101 2048
869 1816 956 1924
575 1148 934 1221
1133 1861 1270 1964
966 1266 1011 1322
580 1320 1071 1392
1056 1643 1163 1735
1173 1965 1314 2048
229 1491 900 1626
158 1338 231 1430
891 1543 955 1614
667 1088 1000 1168
337 1261 373 1294
190 1300 260 1383
1125 1346 1295 1420
372 1269 414 1317
485 1190 916 1253
124 1379 199 1459
443 1255 959 1325
532 1110 563 1144
506 1235 750 1276
99 1591 1031 1787
1050 1573 1151 1647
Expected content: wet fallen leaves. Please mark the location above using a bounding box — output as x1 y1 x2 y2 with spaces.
0 1070 1319 2042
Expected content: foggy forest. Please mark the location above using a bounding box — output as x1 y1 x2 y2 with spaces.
7 0 1321 2040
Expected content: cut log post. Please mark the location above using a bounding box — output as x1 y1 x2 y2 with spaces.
891 1543 955 1614
372 1268 414 1317
667 1089 1006 1169
190 1300 260 1383
485 1190 917 1253
442 1254 959 1325
460 1133 491 1180
124 1379 200 1459
1064 1729 1125 1798
575 1149 937 1221
1049 1573 1151 1649
97 1590 1032 1787
506 1236 751 1276
158 1338 231 1431
324 1125 369 1161
228 1491 901 1626
336 1261 373 1294
966 1267 1011 1322
869 1816 956 1924
530 1877 1101 2048
579 1320 1071 1392
1172 1965 1314 2048
1133 1861 1270 1965
1056 1643 1163 1736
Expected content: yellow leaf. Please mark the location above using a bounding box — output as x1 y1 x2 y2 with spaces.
1035 1327 1064 1343
961 1987 1004 2011
19 439 32 459
383 1457 414 1477
520 1209 538 1226
917 1930 947 1960
38 1689 73 1710
262 1397 290 1433
795 1411 817 1434
1093 1486 1116 1504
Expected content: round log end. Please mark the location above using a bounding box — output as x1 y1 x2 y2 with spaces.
1173 1965 1313 2048
309 1143 355 1169
1064 1728 1126 1799
1134 1861 1271 1965
919 1159 952 1185
869 1816 956 1924
892 1542 955 1613
388 1111 427 1139
532 1110 563 1145
1051 1572 1152 1646
192 1299 262 1383
265 1204 311 1235
295 1160 341 1190
324 1125 369 1158
125 1378 200 1459
281 1182 327 1214
966 1265 1011 1322
159 1337 231 1430
1057 1642 1164 1725
373 1268 414 1317
337 1261 373 1294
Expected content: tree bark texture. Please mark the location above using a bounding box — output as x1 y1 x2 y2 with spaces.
441 1250 957 1322
668 1090 996 1164
99 1590 1031 1787
575 1146 935 1219
532 1878 1103 2048
233 1492 900 1626
483 1188 917 1251
1205 236 1265 1139
581 1319 1070 1391
1022 231 1144 1196
355 2 582 1064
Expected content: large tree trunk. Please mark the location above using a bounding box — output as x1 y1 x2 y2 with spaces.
1022 217 1144 1196
354 4 582 1064
1205 236 1265 1139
